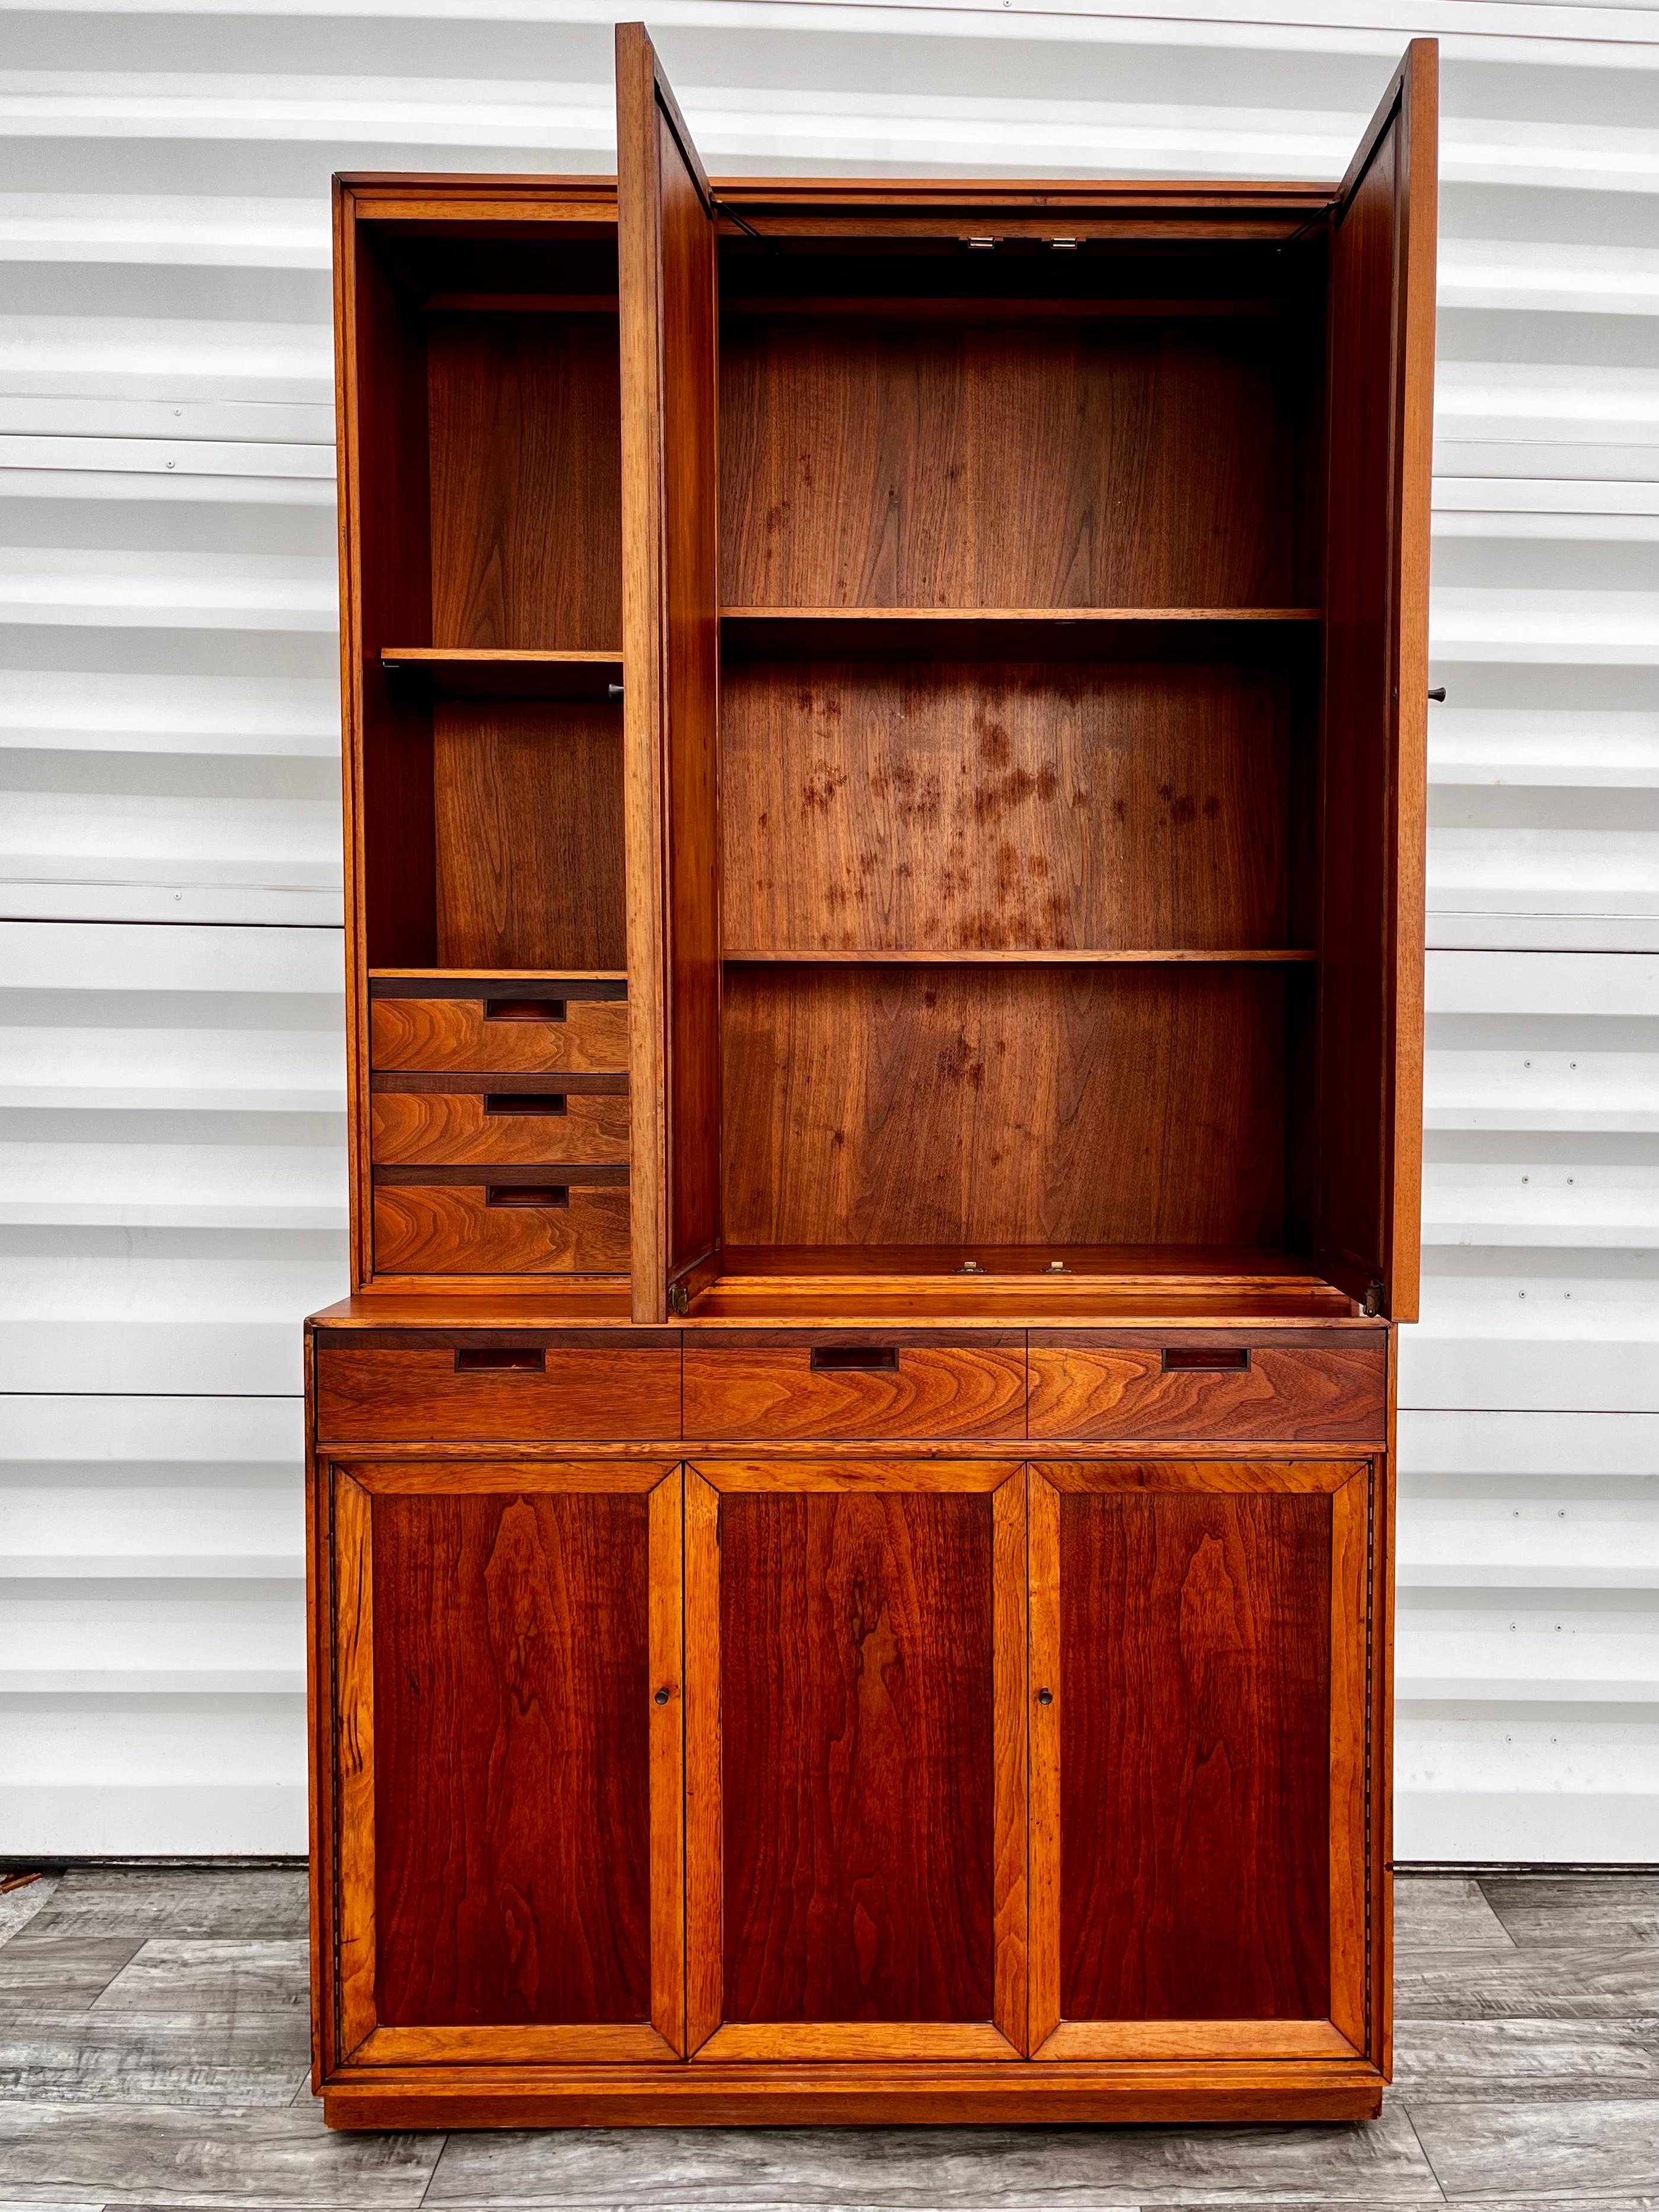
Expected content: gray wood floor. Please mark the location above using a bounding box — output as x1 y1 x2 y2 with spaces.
0 1867 1653 2208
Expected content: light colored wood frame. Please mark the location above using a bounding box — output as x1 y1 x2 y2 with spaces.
684 1457 1028 2060
1027 1458 1372 2062
328 1456 685 2064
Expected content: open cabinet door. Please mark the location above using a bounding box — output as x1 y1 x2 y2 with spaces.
618 21 721 1324
1314 40 1436 1322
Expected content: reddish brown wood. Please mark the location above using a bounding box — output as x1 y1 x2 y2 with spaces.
313 1333 681 1441
427 312 622 651
1028 1331 1385 1441
372 1181 629 1276
369 990 628 1075
618 20 723 1320
722 963 1291 1248
432 704 626 972
370 1083 629 1168
1037 1463 1334 2029
683 1332 1026 1439
1313 42 1435 1322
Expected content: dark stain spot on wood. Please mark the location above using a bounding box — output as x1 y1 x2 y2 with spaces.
802 760 848 813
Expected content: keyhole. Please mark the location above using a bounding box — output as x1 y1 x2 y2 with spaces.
1037 1687 1054 1706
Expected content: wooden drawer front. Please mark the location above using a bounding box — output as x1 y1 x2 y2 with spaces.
370 1076 628 1167
369 984 628 1074
373 1171 629 1275
683 1332 1026 1440
314 1333 680 1440
1029 1331 1385 1443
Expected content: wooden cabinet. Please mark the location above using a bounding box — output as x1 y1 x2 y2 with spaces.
308 19 1432 2130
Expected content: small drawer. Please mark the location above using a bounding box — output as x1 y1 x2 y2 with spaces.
372 1168 629 1276
314 1329 680 1441
369 979 628 1074
1029 1330 1385 1443
370 1075 629 1167
683 1331 1026 1440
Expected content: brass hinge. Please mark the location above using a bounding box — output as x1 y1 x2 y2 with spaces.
1361 1278 1385 1318
667 1281 690 1317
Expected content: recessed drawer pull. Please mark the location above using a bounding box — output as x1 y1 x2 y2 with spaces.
454 1347 545 1373
809 1345 899 1373
484 1092 568 1116
1161 1345 1250 1372
485 998 565 1023
487 1184 570 1208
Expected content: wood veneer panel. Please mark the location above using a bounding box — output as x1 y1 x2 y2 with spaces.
370 1085 629 1167
720 660 1291 955
1314 43 1435 1322
432 704 625 972
370 992 628 1075
1054 1474 1332 2023
1028 1331 1385 1442
370 1485 651 2024
683 1332 1025 1439
372 1181 629 1274
722 963 1287 1248
427 313 621 651
720 318 1310 610
314 1335 680 1442
717 1484 998 2024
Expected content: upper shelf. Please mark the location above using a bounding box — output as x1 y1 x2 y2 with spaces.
722 948 1318 964
719 608 1321 662
381 648 623 702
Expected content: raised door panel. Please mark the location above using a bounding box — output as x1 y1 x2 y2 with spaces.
1315 41 1436 1322
685 1460 1027 2059
327 1460 683 2064
1028 1460 1372 2062
617 22 722 1319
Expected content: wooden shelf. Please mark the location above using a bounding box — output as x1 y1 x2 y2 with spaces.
722 948 1318 964
381 647 623 701
720 607 1321 663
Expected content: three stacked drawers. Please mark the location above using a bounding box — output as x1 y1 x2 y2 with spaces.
366 976 630 1275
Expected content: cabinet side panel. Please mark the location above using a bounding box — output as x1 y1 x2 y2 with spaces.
370 1489 652 2025
719 1489 996 2024
1059 1488 1331 2021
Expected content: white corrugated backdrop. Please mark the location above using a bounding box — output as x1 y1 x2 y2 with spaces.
2 0 1655 1862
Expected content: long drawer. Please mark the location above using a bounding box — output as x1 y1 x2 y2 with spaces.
372 1168 629 1275
314 1329 681 1440
683 1331 1027 1440
369 977 628 1074
1028 1330 1386 1443
370 1074 629 1166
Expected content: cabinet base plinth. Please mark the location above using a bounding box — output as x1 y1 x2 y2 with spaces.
319 2061 1386 2130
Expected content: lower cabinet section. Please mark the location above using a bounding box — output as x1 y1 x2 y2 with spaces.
312 1452 1383 2123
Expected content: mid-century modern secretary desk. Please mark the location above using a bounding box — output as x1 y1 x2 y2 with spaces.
306 23 1436 2130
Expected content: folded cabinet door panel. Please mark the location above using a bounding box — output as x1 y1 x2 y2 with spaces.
1028 1460 1374 2062
325 1460 683 2064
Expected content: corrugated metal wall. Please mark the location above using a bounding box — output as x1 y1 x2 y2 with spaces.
2 0 1655 1860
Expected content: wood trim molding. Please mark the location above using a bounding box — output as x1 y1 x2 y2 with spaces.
344 1459 674 1495
992 1468 1029 2054
353 2024 677 2066
696 2022 1021 2063
689 1457 1016 1492
1034 2019 1363 2062
648 1468 686 2053
683 1469 723 2053
331 1471 376 2058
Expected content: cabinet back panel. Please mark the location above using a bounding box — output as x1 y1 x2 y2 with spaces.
433 703 625 970
372 1489 651 2026
720 1489 995 2022
427 315 622 651
1058 1487 1331 2021
721 660 1291 954
720 317 1308 609
722 964 1287 1248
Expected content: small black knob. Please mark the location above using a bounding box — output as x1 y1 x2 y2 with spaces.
654 1687 670 1706
1037 1687 1054 1706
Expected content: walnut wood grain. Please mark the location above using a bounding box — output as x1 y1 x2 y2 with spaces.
370 1085 629 1167
682 1332 1026 1440
314 1337 681 1442
369 993 629 1075
1028 1331 1386 1442
372 1182 630 1275
427 311 622 651
718 659 1294 955
722 963 1291 1248
433 703 625 972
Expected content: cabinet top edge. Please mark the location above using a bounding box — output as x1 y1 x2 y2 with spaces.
334 174 1336 218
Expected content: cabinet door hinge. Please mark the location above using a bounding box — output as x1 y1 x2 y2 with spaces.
667 1282 690 1317
1361 1278 1386 1318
